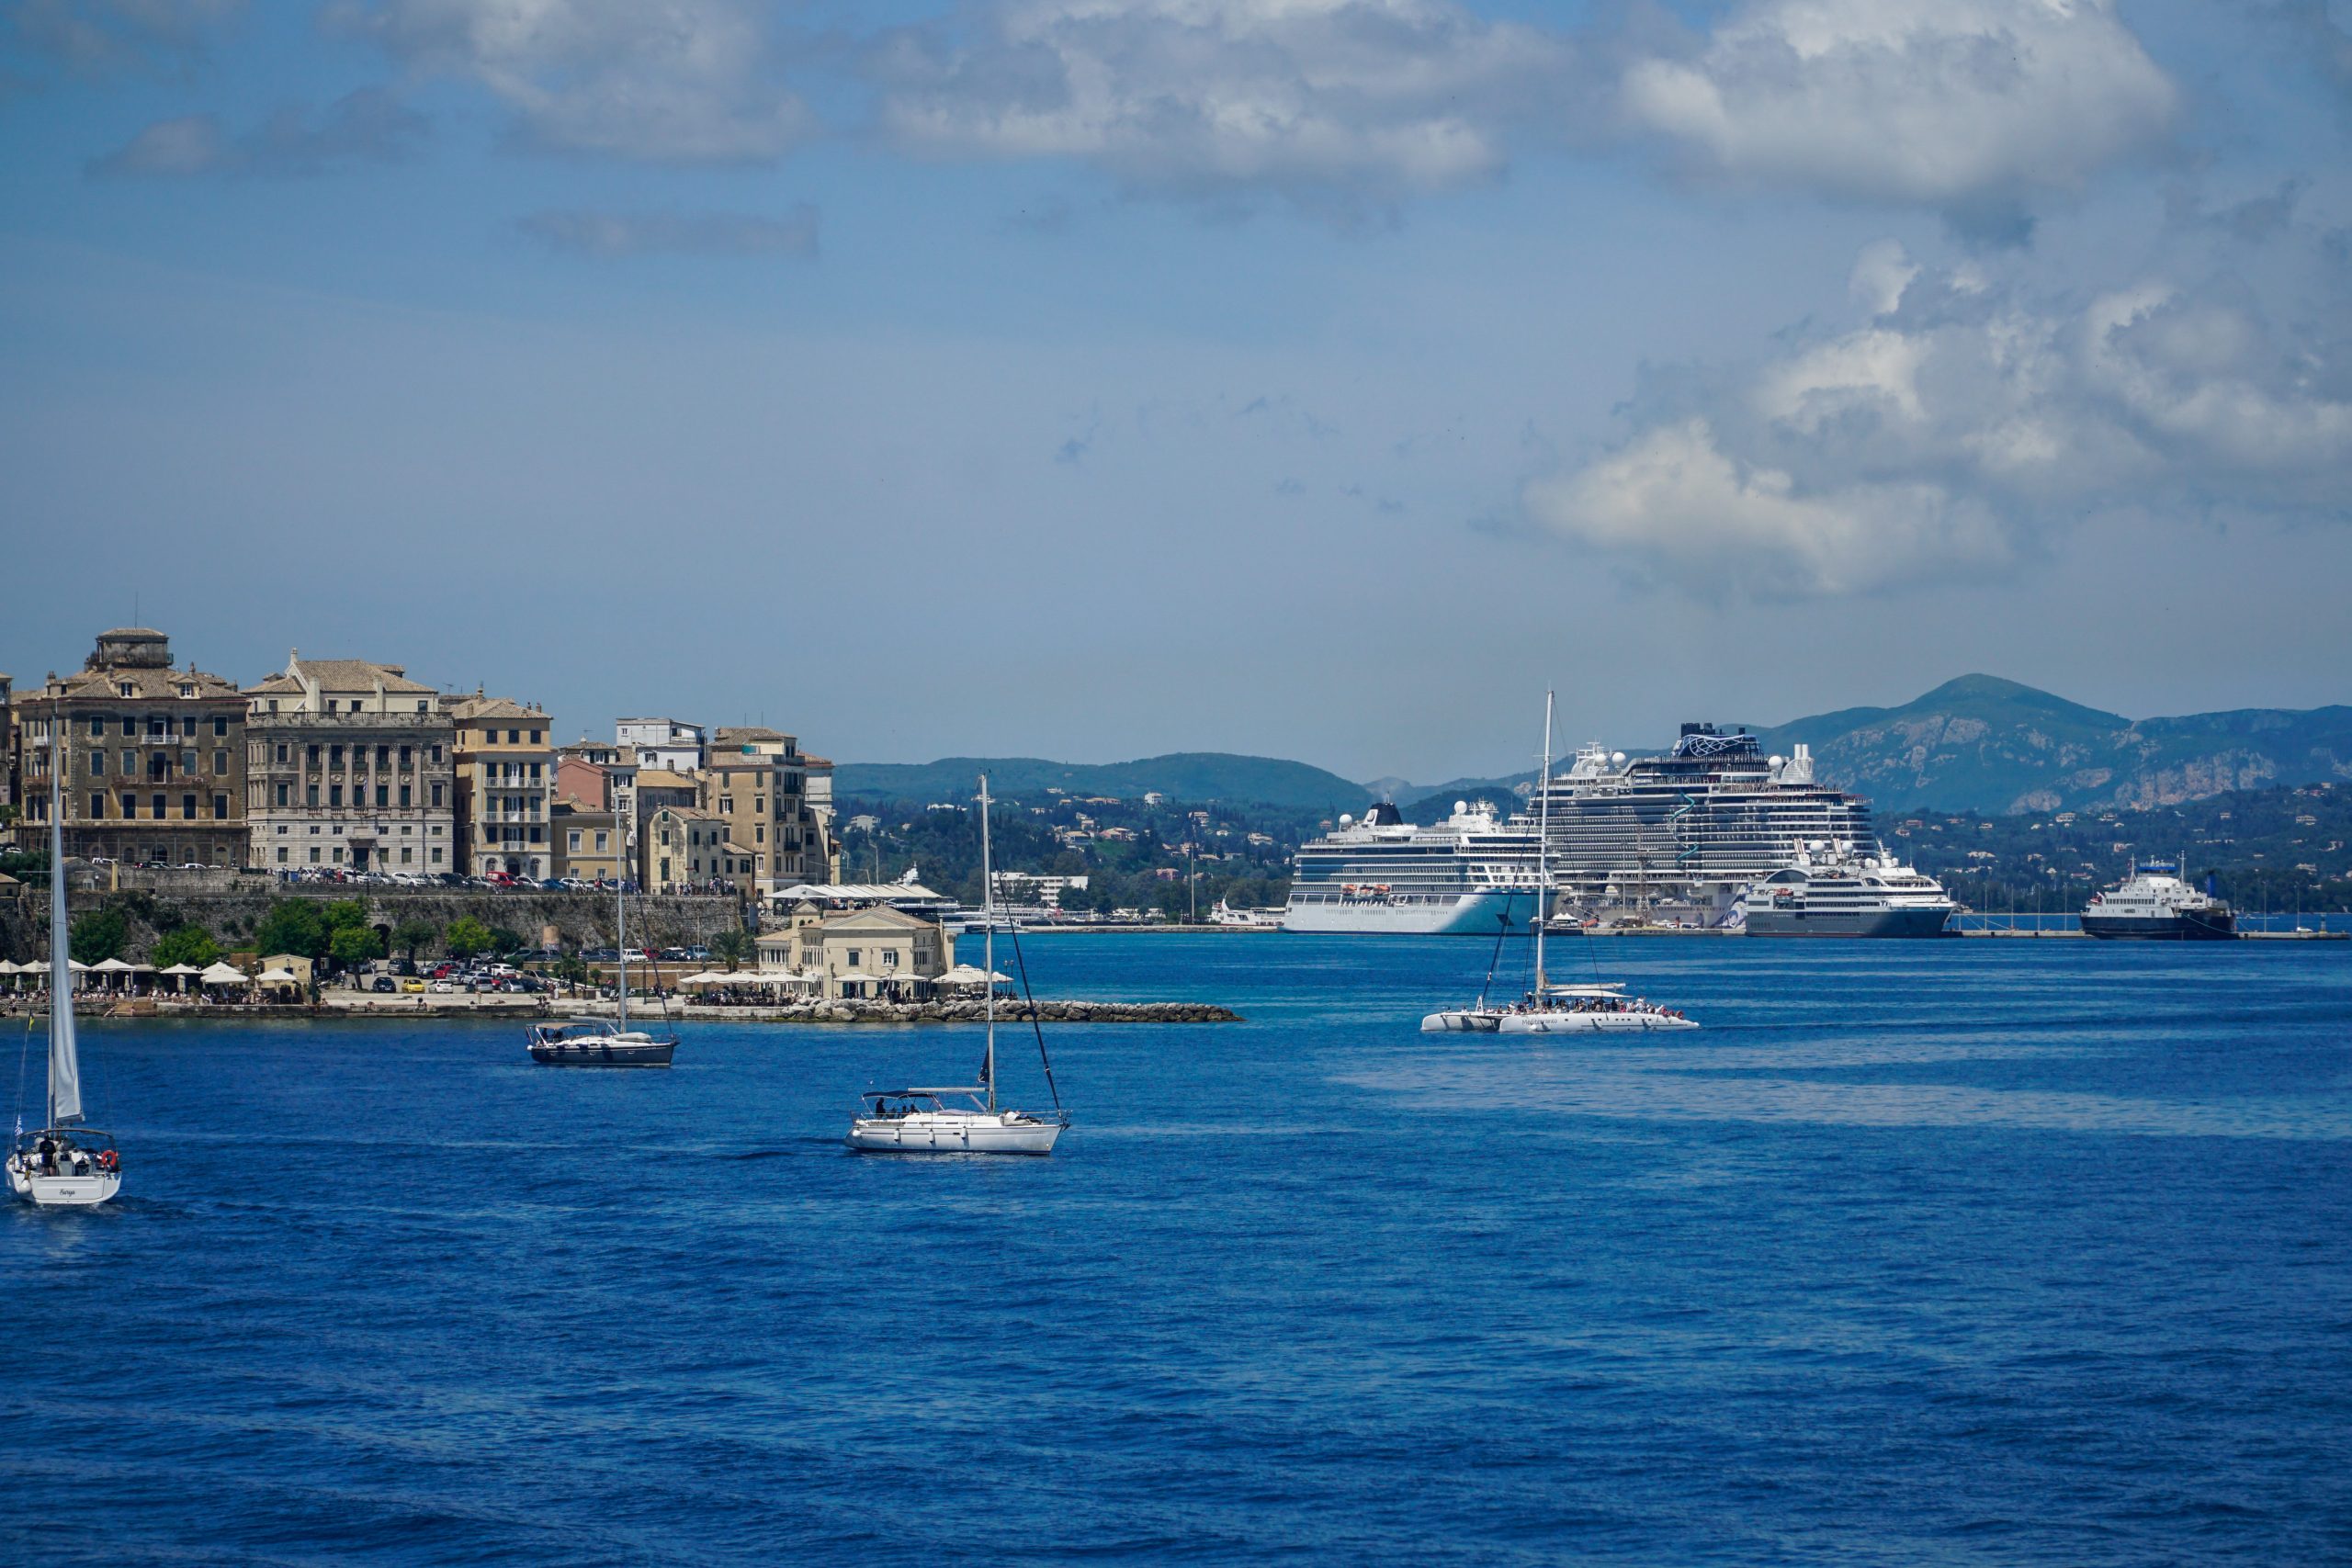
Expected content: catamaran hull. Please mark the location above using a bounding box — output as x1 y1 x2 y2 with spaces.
1282 890 1530 935
1421 1009 1504 1032
6 1162 120 1207
846 1116 1063 1155
527 1039 676 1066
1496 1011 1700 1033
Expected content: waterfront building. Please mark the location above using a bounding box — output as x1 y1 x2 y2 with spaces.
551 795 623 884
701 725 825 899
243 654 457 874
448 693 554 879
640 804 753 893
616 717 705 773
11 628 248 865
757 900 948 998
802 752 840 881
0 671 12 818
556 739 637 831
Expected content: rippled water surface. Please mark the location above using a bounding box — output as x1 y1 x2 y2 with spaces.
5 933 2350 1565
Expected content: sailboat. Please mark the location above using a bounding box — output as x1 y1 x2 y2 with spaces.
847 775 1069 1154
526 828 676 1066
6 725 123 1206
1422 693 1700 1036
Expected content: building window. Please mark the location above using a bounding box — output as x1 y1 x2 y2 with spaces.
330 745 345 769
594 830 609 852
506 728 519 744
118 683 133 699
530 729 542 744
568 829 582 852
180 794 196 819
181 716 197 736
182 750 198 774
212 794 228 819
88 716 104 738
214 716 228 736
399 785 411 808
88 750 105 777
152 794 165 819
306 784 319 807
213 749 228 774
376 785 390 808
400 746 413 768
120 750 135 774
310 847 321 863
401 847 414 864
847 948 862 967
277 847 288 863
90 793 106 818
307 745 320 766
416 701 427 714
330 785 343 807
376 745 390 768
431 783 444 807
431 848 443 864
276 784 288 807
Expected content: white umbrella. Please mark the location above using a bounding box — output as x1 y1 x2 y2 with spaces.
942 964 1011 984
67 959 91 973
92 957 135 973
158 964 203 976
676 971 730 987
198 961 249 986
0 959 19 976
254 968 300 985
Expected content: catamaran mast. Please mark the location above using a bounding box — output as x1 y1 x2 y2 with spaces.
978 773 996 1113
1534 690 1554 998
47 723 81 1128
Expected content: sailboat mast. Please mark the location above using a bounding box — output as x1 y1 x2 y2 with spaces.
1534 690 1554 998
47 722 80 1129
616 809 628 1033
978 774 996 1112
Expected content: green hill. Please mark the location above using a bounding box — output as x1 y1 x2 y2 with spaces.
1753 675 2352 815
833 752 1375 812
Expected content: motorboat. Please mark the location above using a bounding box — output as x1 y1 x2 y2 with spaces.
6 725 124 1207
849 775 1068 1155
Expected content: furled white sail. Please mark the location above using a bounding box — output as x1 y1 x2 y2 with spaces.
47 732 80 1125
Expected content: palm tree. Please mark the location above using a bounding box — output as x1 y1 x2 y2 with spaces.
710 928 755 972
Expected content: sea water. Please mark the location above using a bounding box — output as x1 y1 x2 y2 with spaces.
2 933 2347 1564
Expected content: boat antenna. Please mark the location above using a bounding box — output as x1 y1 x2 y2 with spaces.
1534 690 1554 998
978 773 996 1114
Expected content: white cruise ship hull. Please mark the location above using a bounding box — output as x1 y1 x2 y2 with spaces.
1743 906 1953 938
1281 890 1530 936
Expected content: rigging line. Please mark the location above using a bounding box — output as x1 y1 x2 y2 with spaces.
1476 895 1515 1010
1001 918 1061 1113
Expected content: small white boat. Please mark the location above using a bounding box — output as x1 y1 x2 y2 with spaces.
531 837 675 1067
849 775 1068 1156
7 726 124 1208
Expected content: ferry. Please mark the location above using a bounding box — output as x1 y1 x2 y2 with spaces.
2083 862 2235 940
1739 841 1957 937
1283 801 1543 934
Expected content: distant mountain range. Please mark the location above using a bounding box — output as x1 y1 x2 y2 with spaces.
831 752 1369 812
840 678 2352 821
1751 675 2352 816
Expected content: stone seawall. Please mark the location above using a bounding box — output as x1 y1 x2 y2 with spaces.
0 884 743 964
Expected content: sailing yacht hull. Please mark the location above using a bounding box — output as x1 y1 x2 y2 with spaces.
846 1111 1063 1155
1422 1009 1504 1032
6 1161 121 1207
527 1036 675 1066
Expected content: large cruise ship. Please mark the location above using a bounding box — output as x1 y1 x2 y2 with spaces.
1282 800 1544 934
1528 727 1872 922
1738 842 1957 936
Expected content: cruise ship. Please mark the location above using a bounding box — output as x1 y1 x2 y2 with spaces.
1738 842 1957 936
1282 800 1544 934
2082 862 2236 940
1528 726 1874 922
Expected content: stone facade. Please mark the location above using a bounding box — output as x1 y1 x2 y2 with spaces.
640 804 752 893
448 694 554 879
11 628 248 866
244 653 458 875
703 726 825 898
756 901 948 998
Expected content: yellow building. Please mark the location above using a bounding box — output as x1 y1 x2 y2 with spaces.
756 901 948 998
551 795 623 884
448 693 554 879
702 725 828 898
640 804 754 894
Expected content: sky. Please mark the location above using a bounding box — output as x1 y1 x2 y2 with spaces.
2 0 2348 784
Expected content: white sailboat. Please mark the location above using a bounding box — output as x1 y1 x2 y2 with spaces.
848 775 1069 1155
1423 693 1700 1036
527 825 676 1066
7 726 123 1207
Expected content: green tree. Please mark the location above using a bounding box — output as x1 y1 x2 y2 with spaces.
710 928 754 971
391 918 438 963
445 916 493 958
254 899 329 960
322 899 370 936
69 905 128 964
329 923 386 970
486 925 525 955
150 923 221 969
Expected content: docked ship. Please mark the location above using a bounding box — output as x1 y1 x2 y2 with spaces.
1529 727 1874 922
2082 862 2236 940
1283 800 1543 934
1738 842 1957 936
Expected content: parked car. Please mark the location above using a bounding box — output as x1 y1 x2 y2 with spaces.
370 976 397 994
429 979 457 994
401 978 426 993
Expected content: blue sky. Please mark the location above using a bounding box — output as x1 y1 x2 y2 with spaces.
4 0 2348 783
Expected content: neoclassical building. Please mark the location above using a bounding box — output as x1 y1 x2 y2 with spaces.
449 693 555 879
11 627 248 865
244 653 458 874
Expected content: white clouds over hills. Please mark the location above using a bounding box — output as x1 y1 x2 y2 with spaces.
1526 243 2352 598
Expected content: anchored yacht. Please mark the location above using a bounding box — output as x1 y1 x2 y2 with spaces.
1283 800 1542 934
1739 842 1957 937
2083 862 2235 941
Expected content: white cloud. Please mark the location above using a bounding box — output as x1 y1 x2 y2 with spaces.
1621 0 2177 233
334 0 810 163
519 206 820 257
88 88 424 176
1525 241 2352 597
10 0 242 71
870 0 1571 210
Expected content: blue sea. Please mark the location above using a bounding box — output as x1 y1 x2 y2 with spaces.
5 933 2349 1565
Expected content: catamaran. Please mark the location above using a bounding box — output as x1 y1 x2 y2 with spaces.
848 775 1068 1154
7 726 123 1207
1423 693 1700 1035
527 840 676 1066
